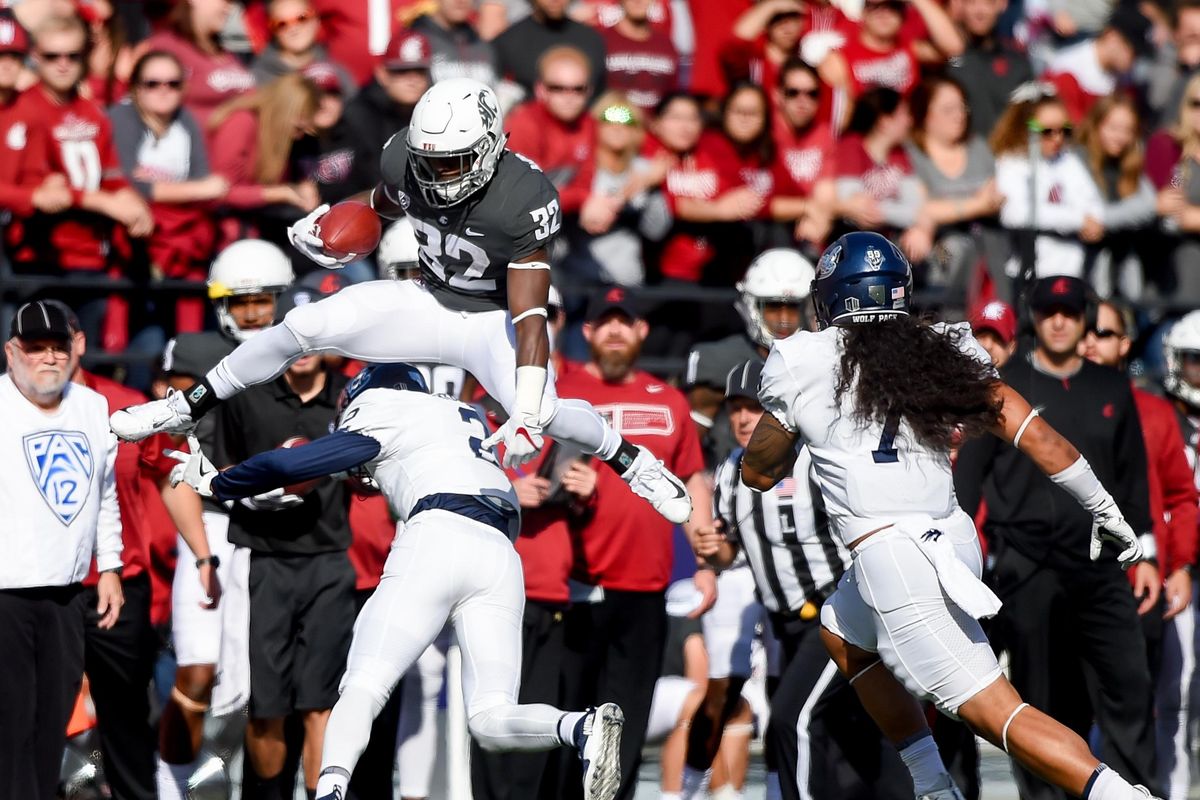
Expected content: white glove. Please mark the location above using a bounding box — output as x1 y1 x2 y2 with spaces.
165 435 218 497
1089 497 1143 568
287 204 356 268
482 413 544 469
239 487 306 511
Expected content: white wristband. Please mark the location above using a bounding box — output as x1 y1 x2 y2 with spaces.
1048 456 1109 513
515 365 547 420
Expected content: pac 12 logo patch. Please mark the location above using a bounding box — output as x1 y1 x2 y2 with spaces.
24 431 93 525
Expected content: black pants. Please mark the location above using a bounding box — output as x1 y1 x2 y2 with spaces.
347 588 404 800
768 612 911 800
993 545 1158 800
471 599 569 800
0 584 86 800
83 574 158 800
550 589 667 800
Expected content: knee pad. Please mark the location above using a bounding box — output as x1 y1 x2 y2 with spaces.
467 709 506 752
284 303 327 345
339 677 393 718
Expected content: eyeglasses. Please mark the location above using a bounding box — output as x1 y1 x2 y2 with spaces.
139 78 183 90
271 10 316 32
782 86 821 100
18 342 71 359
544 83 589 95
1088 327 1123 339
600 104 638 125
39 50 83 63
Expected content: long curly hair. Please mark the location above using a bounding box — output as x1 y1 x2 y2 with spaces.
834 317 1003 452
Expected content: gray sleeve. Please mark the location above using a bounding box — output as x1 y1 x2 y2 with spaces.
879 174 923 229
108 104 153 199
1103 175 1157 230
180 108 211 178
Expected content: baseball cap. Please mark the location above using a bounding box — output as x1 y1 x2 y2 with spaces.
380 30 431 71
1028 275 1088 315
0 13 30 56
10 300 74 341
276 270 350 319
725 359 764 402
162 334 233 378
301 62 342 94
970 300 1017 344
585 285 640 323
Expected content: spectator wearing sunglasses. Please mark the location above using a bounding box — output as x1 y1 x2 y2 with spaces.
597 0 678 111
340 29 431 195
1042 7 1151 124
110 50 228 335
506 46 602 216
1146 73 1200 302
409 0 500 87
137 0 256 139
769 59 834 245
252 0 357 101
6 14 153 349
991 88 1104 280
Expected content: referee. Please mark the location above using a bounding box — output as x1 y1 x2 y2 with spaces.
955 276 1157 799
697 360 910 800
0 300 124 800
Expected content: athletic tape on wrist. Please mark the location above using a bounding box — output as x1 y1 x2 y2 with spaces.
1012 408 1039 448
511 307 548 324
515 365 548 420
1049 455 1108 511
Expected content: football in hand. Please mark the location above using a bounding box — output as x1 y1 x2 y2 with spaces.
280 436 322 496
316 200 381 258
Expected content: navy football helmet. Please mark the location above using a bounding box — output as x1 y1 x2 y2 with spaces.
343 363 429 408
811 231 913 328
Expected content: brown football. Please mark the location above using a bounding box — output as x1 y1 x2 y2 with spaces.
317 200 382 258
280 436 322 496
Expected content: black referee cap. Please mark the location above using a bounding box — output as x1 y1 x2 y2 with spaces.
725 359 764 402
9 300 74 341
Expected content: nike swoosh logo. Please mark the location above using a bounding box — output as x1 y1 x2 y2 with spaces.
646 384 665 393
465 227 485 237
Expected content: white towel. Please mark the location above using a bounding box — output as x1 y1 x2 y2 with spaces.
892 515 1003 620
210 545 251 717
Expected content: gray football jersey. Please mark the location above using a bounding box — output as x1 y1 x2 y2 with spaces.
380 135 562 311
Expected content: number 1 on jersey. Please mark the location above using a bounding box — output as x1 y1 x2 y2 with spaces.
872 410 901 464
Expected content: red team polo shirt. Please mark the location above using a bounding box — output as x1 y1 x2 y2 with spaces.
557 367 704 593
0 91 36 216
5 87 129 272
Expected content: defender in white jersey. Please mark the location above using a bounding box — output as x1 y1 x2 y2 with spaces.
165 363 625 800
110 78 691 528
741 232 1160 800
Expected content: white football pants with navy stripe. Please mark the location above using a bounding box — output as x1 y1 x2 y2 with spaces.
320 509 568 781
1157 599 1196 800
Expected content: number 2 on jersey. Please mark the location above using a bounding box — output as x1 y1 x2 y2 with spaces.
872 410 901 464
409 216 496 292
459 406 500 466
529 199 560 241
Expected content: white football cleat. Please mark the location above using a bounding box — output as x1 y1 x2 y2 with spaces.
110 389 195 441
918 773 966 800
578 703 624 800
622 446 692 524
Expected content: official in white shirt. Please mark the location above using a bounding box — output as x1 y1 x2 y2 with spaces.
0 300 124 800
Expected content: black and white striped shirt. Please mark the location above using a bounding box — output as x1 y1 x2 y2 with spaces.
714 447 850 614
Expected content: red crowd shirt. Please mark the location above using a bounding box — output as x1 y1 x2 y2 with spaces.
508 438 578 606
773 119 835 198
81 372 152 585
590 0 672 32
0 90 35 216
688 0 754 99
819 133 914 202
504 101 597 214
598 23 678 111
6 87 129 271
140 32 256 137
347 491 394 591
209 108 273 209
1132 389 1199 578
556 367 704 592
840 36 920 97
655 131 745 282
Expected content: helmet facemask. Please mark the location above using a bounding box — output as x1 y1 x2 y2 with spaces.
408 131 505 208
1165 348 1200 410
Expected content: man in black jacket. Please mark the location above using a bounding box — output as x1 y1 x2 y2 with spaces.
340 30 432 195
955 275 1159 800
946 0 1033 137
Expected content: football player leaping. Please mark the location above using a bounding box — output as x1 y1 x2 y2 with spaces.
166 363 626 800
111 78 691 525
735 231 1161 800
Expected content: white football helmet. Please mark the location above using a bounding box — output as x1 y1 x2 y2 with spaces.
1164 310 1200 409
735 248 816 347
207 240 295 342
407 78 507 208
378 217 421 280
